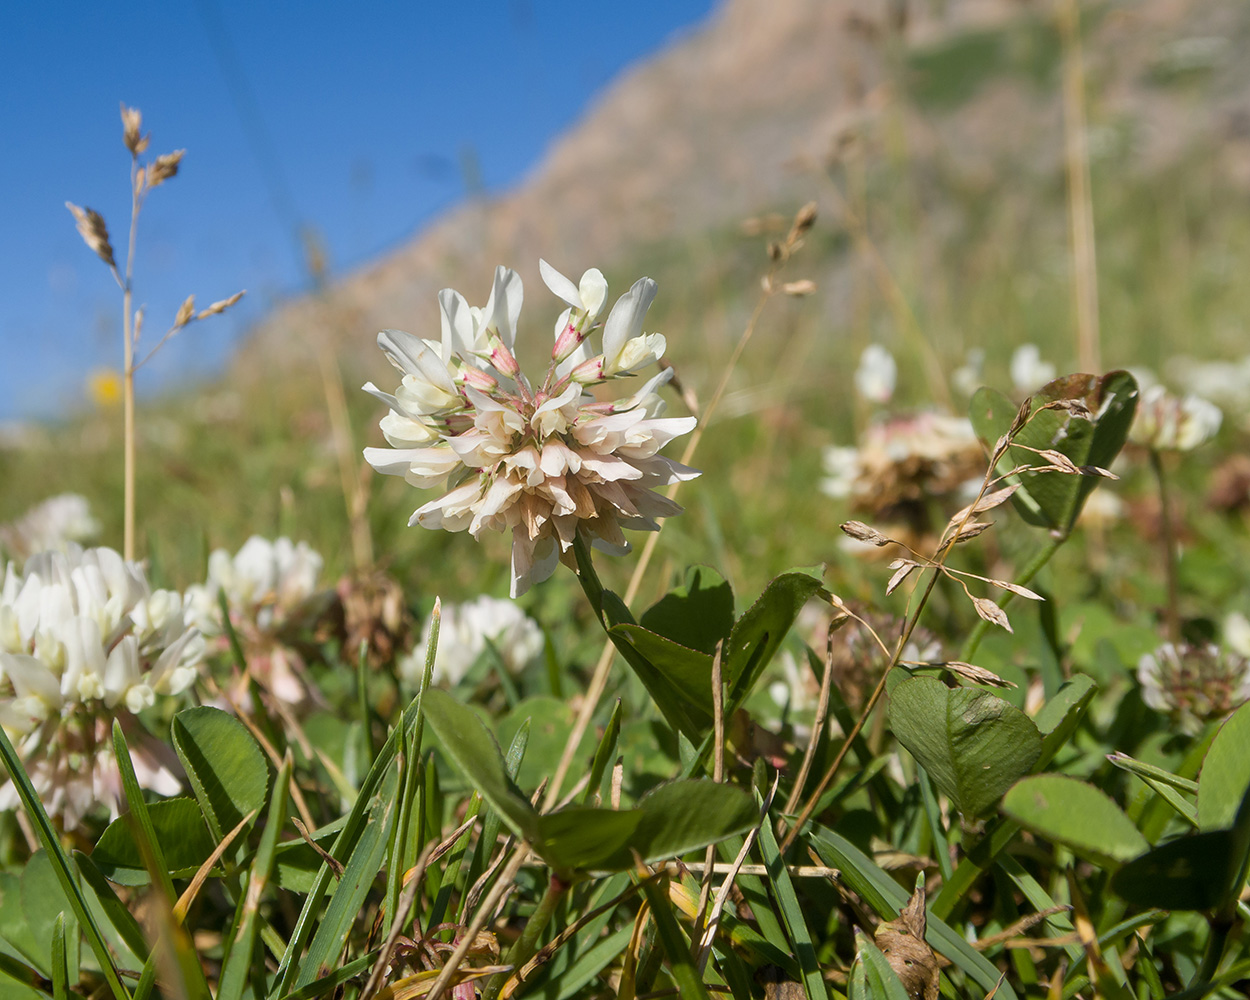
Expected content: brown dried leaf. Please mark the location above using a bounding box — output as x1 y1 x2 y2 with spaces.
988 579 1044 602
972 483 1020 514
874 883 939 1000
781 279 816 296
1079 465 1119 480
972 597 1013 633
841 520 891 547
120 103 148 155
196 290 246 319
174 295 196 328
65 202 115 268
953 520 993 543
886 559 918 595
147 149 185 188
949 484 1020 525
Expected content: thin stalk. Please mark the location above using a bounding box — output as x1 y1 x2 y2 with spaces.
1060 0 1101 374
425 843 529 1000
1190 919 1233 992
960 532 1067 662
121 158 142 562
1149 449 1182 643
482 872 572 1000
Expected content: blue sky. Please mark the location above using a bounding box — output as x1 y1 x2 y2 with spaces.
0 1 716 421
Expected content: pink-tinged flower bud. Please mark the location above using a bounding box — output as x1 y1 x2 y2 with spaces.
570 355 605 385
459 366 498 392
551 321 584 363
490 343 521 378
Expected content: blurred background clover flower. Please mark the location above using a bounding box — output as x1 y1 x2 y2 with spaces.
0 493 100 563
1137 639 1250 735
1130 383 1223 452
399 594 544 688
0 544 203 829
186 535 330 708
363 262 698 597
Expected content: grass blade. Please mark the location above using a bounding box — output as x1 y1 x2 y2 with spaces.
270 696 421 995
218 757 291 1000
638 874 711 1000
757 792 828 1000
50 913 67 1000
0 726 131 1000
811 825 1019 1000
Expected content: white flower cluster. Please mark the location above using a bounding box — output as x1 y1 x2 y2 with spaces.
0 545 204 828
1130 383 1222 452
1010 344 1057 395
363 262 698 597
400 595 544 688
1138 639 1250 735
188 536 324 634
854 345 897 404
186 536 325 706
0 494 99 562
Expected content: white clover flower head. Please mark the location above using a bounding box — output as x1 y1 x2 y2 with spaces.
400 595 544 688
364 263 698 598
854 344 897 404
823 411 981 514
1130 384 1222 451
0 494 99 562
0 544 203 829
820 446 862 500
1138 642 1250 735
1010 344 1057 394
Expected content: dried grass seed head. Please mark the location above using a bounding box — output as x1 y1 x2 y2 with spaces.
120 103 149 155
147 149 185 188
65 202 116 268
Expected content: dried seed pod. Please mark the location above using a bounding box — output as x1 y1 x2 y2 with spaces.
886 559 919 595
841 520 892 547
174 295 196 328
972 597 1013 633
196 290 246 319
781 279 816 296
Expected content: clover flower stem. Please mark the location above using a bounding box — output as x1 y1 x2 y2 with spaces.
544 262 779 813
1149 448 1183 644
1192 918 1233 992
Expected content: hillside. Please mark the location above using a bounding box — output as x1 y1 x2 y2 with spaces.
233 0 1250 384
